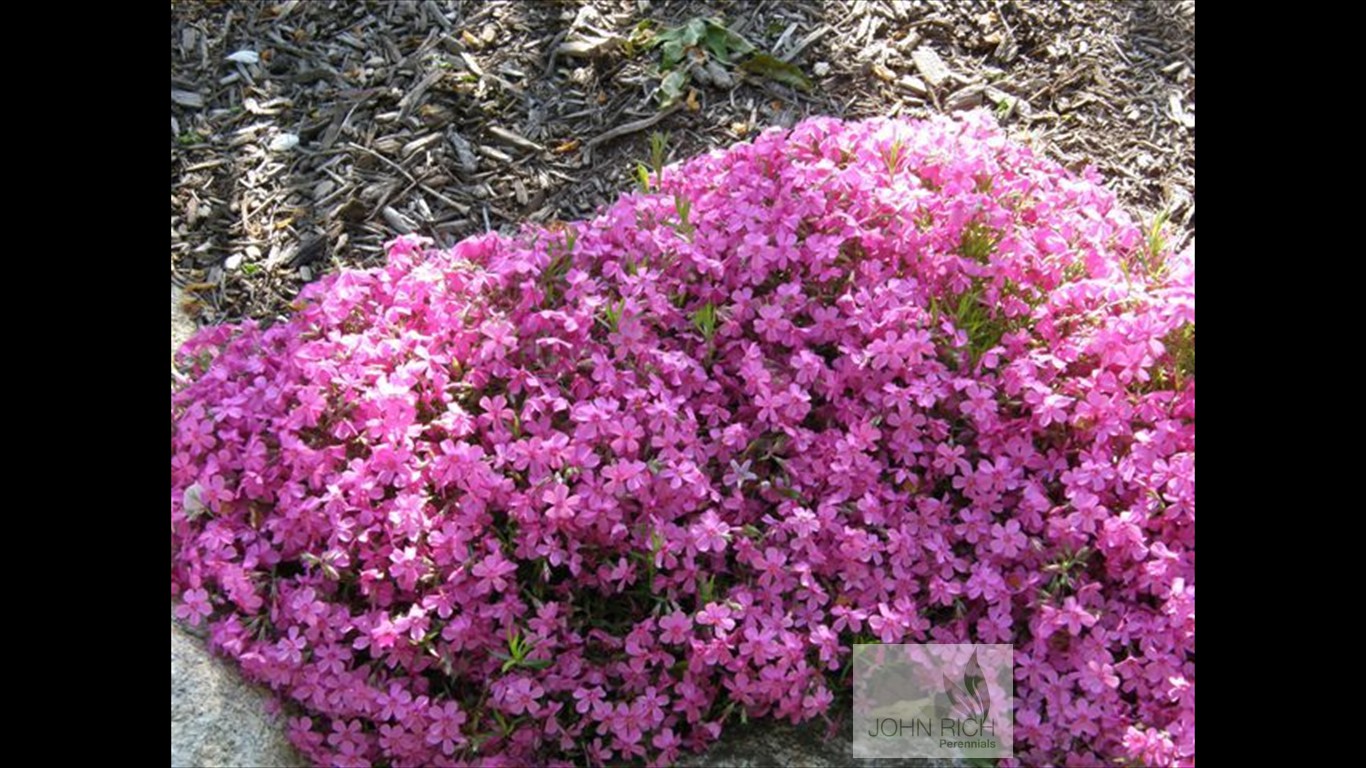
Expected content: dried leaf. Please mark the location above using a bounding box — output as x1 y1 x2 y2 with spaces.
557 33 624 59
685 89 700 112
488 126 545 153
739 53 811 92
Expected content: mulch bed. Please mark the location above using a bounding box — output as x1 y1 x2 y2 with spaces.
170 0 1194 326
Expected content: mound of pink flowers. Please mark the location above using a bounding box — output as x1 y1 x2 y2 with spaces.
172 111 1194 767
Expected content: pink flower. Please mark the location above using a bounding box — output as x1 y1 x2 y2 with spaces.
171 112 1195 768
573 685 605 715
1040 596 1099 637
388 546 425 592
989 519 1027 558
697 602 735 633
659 611 692 644
425 701 467 755
543 482 581 522
497 677 545 716
175 587 212 626
691 511 731 553
471 548 518 595
376 683 414 721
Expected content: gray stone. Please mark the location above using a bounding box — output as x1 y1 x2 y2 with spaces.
171 285 197 370
171 621 307 768
171 286 195 352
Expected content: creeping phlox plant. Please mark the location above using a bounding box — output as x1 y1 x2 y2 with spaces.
171 112 1194 767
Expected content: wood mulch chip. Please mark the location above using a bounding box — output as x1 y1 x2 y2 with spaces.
171 0 1194 325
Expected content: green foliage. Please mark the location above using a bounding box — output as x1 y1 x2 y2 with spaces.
1146 209 1171 265
637 132 671 193
960 220 1002 264
643 16 809 108
650 131 669 181
1040 546 1093 600
654 17 753 70
697 573 716 606
1149 322 1195 392
1123 209 1176 282
690 301 717 342
658 68 690 109
672 193 695 240
993 93 1013 121
935 282 1015 368
494 627 553 673
882 136 906 175
538 232 576 305
599 298 625 333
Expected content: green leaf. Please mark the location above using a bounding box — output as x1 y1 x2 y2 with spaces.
702 19 753 63
703 26 730 62
698 574 715 605
740 53 812 91
600 298 624 333
661 39 684 69
690 302 716 341
650 131 669 177
680 18 707 47
659 68 689 106
653 25 685 46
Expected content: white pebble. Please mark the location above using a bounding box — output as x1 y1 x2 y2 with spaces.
269 133 300 152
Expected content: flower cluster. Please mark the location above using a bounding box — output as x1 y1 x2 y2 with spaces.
171 111 1194 767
